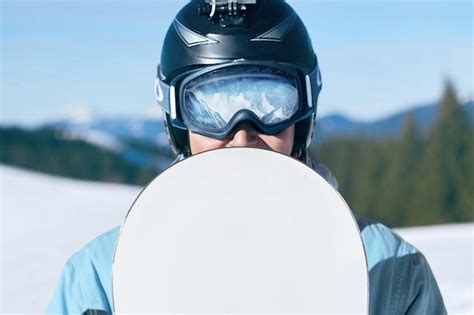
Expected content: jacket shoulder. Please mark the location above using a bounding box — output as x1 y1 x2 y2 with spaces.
353 213 418 269
47 226 120 314
70 226 121 267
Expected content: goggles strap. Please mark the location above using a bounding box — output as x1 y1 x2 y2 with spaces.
155 78 171 114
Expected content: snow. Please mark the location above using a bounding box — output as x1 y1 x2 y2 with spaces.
1 164 472 314
58 128 124 152
58 104 94 125
1 165 139 314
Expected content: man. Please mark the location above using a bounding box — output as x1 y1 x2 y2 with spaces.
48 0 446 313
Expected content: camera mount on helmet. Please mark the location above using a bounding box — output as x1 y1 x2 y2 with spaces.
198 0 258 27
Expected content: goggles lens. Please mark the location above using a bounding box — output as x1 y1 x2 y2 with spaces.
181 66 300 132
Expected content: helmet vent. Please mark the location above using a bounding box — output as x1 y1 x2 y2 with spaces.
250 14 296 42
174 20 219 47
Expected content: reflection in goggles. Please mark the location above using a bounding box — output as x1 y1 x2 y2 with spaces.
183 71 299 130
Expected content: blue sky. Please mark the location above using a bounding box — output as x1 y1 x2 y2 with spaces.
1 0 472 124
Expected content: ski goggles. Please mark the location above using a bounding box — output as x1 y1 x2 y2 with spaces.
155 61 321 139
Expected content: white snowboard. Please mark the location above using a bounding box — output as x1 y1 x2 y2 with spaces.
113 148 369 313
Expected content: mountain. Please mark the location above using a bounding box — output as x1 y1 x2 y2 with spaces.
315 100 473 141
42 100 474 151
44 116 170 147
42 116 174 168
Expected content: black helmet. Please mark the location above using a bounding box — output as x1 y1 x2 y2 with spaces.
156 0 321 164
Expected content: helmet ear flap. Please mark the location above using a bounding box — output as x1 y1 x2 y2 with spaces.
292 113 316 164
164 112 191 157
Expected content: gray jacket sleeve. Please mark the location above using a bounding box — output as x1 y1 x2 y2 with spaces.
355 214 446 314
403 252 446 314
368 246 446 315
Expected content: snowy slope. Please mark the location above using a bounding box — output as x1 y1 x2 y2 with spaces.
1 165 473 314
1 165 140 313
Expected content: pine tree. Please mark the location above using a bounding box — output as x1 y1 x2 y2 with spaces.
413 80 472 224
376 113 423 226
311 137 361 204
351 139 388 221
465 129 474 220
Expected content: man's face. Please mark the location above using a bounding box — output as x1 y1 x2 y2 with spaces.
189 122 295 156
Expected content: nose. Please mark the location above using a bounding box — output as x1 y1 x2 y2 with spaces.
228 121 259 147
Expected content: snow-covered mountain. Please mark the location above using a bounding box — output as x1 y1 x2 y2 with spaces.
1 165 472 314
41 116 174 169
44 116 170 148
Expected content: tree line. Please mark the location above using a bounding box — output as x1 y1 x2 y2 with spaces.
0 128 159 185
1 81 471 227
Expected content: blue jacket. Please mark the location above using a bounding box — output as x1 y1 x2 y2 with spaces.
47 214 446 314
